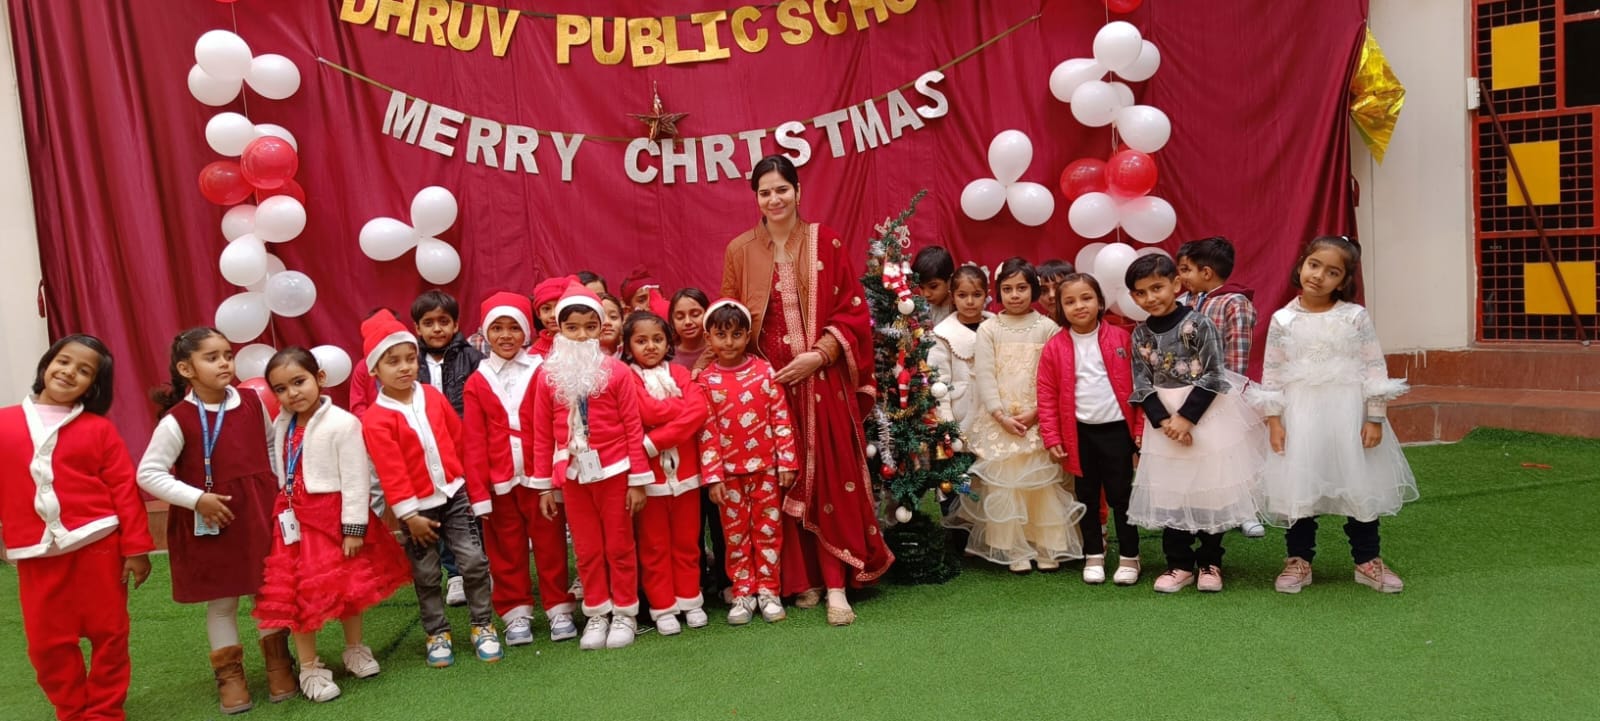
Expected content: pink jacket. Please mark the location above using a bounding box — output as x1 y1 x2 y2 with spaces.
1037 322 1143 477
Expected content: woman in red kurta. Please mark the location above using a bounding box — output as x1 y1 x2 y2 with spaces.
717 154 891 625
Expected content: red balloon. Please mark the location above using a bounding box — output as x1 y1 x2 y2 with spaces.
256 178 306 205
1058 158 1108 201
238 378 280 419
198 160 252 206
240 136 299 190
1105 149 1158 198
1106 0 1143 13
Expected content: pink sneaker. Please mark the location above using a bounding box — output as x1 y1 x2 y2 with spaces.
1275 557 1313 594
1354 558 1404 593
1153 569 1195 593
1196 565 1223 592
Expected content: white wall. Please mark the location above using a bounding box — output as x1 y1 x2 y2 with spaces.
1354 0 1475 352
0 4 50 404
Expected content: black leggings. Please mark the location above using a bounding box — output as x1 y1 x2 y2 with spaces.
1286 516 1381 565
1075 420 1139 558
1162 529 1225 571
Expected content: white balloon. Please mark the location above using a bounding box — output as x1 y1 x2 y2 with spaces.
1049 58 1106 104
359 217 419 261
1115 291 1150 321
1074 242 1108 274
1068 192 1119 238
215 292 271 343
264 271 317 317
1119 196 1178 243
310 345 353 386
219 234 268 286
1092 21 1144 73
1094 242 1139 290
1136 246 1172 259
1069 80 1120 128
1109 81 1135 110
1119 41 1162 82
195 30 252 82
253 123 298 151
415 239 461 284
221 204 257 241
188 64 241 107
986 130 1033 186
234 343 277 380
1115 105 1172 153
410 186 459 237
254 196 306 243
960 178 1007 221
245 254 286 293
245 54 301 100
205 112 255 156
1005 182 1055 227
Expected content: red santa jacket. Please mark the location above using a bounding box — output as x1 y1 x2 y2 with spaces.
462 352 542 497
629 363 722 497
0 400 154 559
530 357 653 490
361 383 488 519
1037 322 1144 477
696 357 798 476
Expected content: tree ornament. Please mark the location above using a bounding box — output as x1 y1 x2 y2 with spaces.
952 438 965 453
894 506 914 523
931 381 949 399
940 481 953 494
895 350 911 409
866 443 878 458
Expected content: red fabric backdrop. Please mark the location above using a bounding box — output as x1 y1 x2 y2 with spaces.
8 0 1365 452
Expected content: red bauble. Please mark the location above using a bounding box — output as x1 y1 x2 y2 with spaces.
1058 158 1108 201
1105 0 1143 13
198 160 252 206
1105 149 1158 198
238 378 280 419
240 136 299 190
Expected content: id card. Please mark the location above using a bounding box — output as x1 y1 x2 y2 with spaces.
277 509 301 545
574 449 603 483
194 515 221 537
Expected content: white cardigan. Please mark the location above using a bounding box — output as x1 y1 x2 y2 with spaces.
271 398 372 530
928 312 991 435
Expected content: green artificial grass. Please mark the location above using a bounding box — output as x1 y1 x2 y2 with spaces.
3 428 1597 721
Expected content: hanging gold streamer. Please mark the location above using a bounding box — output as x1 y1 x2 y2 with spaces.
1348 25 1405 164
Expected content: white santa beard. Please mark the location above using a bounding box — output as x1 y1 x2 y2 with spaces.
631 363 682 400
545 336 610 405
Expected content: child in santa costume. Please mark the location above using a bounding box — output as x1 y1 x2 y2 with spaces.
530 276 574 358
358 310 501 668
253 347 410 702
620 293 722 635
530 282 654 650
695 299 798 626
463 291 580 647
2 335 153 721
137 326 290 714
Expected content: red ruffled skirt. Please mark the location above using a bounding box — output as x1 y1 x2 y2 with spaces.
253 490 409 632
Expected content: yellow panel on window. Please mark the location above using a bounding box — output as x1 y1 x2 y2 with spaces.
1507 141 1560 207
1524 261 1597 315
1491 21 1541 90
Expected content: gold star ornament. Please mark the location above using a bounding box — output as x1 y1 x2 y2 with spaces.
630 81 688 142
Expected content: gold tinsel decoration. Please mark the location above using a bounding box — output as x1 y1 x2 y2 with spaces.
1348 25 1405 164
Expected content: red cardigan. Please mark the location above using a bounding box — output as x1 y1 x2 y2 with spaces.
0 402 154 559
1037 322 1143 477
462 357 541 497
361 384 487 519
631 364 722 497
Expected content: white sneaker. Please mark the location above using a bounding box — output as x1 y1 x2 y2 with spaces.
1113 557 1142 586
504 617 534 647
298 658 341 703
341 644 380 679
757 592 786 623
1036 558 1061 573
605 615 637 649
444 576 466 606
1082 554 1107 585
1241 520 1266 538
683 608 709 628
727 596 755 626
548 612 578 642
579 614 610 651
655 614 682 636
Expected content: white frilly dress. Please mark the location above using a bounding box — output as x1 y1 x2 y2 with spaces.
1249 299 1418 525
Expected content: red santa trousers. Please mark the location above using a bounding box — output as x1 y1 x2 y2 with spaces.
563 473 639 617
720 471 783 598
482 485 578 622
18 534 132 721
633 491 703 619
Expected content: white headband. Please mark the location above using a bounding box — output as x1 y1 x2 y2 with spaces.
703 299 752 329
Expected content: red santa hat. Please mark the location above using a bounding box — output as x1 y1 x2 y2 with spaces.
647 288 670 319
703 297 752 329
479 291 532 336
555 281 605 318
361 310 416 372
621 265 660 300
532 275 575 310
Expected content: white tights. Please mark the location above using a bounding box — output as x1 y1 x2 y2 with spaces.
204 597 283 650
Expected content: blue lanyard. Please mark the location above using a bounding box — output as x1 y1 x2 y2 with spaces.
283 414 305 499
577 397 590 436
194 393 229 492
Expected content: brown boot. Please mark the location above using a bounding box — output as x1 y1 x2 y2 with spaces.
208 645 254 714
260 632 299 702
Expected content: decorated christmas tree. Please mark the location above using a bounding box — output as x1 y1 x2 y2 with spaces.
860 190 976 584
